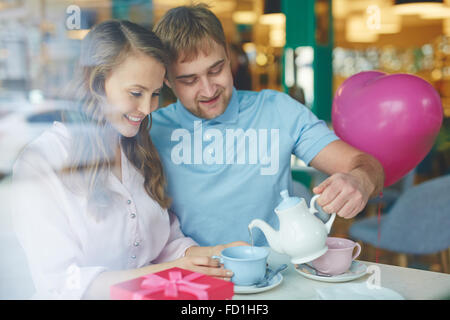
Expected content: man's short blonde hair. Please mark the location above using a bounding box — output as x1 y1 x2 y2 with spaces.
153 3 227 63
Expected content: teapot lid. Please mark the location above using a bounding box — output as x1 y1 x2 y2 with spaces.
275 189 301 211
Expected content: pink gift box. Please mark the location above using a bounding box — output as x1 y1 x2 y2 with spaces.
110 267 234 300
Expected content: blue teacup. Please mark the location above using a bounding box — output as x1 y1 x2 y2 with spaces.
213 246 269 286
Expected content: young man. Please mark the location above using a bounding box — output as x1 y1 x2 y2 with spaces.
150 4 384 246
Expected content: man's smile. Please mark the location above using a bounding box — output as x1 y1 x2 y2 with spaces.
198 93 220 106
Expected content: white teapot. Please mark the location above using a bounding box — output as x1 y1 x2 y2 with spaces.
248 190 336 264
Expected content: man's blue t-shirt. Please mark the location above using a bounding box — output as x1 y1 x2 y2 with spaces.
150 88 339 246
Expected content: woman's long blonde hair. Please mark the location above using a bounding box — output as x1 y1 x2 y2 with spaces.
63 20 170 217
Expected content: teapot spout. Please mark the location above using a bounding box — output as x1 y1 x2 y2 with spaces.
248 219 283 254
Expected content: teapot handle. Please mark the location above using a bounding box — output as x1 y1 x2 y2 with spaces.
309 195 336 234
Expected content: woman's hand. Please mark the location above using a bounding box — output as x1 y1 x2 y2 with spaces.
210 241 250 257
185 241 250 258
171 255 233 280
181 242 249 280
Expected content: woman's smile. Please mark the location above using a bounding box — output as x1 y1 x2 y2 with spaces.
124 113 145 126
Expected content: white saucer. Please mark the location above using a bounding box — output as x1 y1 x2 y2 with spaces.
234 273 283 294
295 261 367 283
315 283 404 300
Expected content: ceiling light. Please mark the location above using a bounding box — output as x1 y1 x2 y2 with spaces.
444 18 450 35
259 13 285 25
393 0 445 15
420 6 450 18
232 11 257 25
66 29 90 40
346 16 379 43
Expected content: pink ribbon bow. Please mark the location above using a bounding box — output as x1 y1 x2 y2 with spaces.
132 271 210 300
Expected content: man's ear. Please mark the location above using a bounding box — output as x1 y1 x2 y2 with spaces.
164 77 172 89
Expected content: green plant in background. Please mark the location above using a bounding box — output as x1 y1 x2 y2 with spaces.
418 118 450 177
435 118 450 153
435 118 450 175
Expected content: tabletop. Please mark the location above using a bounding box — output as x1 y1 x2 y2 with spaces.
233 249 450 300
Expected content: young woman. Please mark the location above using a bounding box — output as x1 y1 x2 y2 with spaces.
12 20 244 300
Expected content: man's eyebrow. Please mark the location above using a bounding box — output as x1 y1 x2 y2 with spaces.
175 59 225 80
209 59 225 69
175 74 196 80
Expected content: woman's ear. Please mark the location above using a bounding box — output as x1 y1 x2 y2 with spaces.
92 72 107 97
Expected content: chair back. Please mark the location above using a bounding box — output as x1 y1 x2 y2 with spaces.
378 174 450 254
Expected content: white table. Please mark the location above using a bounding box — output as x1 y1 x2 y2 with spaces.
233 249 450 300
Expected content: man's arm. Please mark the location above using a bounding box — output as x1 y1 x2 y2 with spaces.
309 140 385 219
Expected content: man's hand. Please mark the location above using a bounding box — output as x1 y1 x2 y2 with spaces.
309 140 385 219
312 171 373 219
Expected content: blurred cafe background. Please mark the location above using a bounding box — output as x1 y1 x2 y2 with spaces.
0 0 449 299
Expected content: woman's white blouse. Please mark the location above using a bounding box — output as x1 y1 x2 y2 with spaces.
12 122 197 299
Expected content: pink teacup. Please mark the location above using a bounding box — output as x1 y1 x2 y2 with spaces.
311 237 361 276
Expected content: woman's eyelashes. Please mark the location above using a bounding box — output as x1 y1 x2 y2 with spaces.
130 91 160 98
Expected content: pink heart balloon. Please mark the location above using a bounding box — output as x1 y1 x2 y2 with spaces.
332 71 443 187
